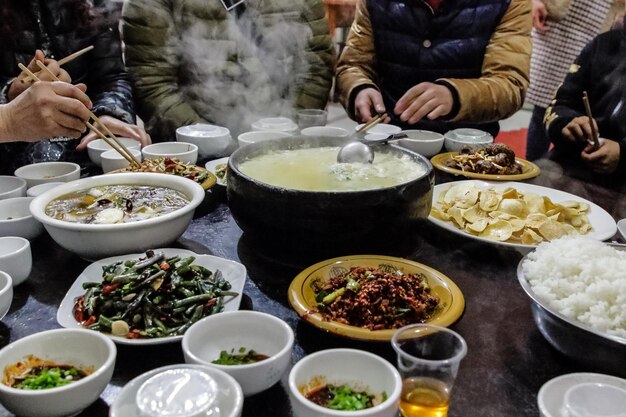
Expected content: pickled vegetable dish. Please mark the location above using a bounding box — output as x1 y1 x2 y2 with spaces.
73 250 237 339
305 384 379 411
3 355 91 390
212 347 269 365
45 185 189 224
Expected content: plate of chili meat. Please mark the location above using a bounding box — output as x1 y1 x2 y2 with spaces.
288 255 465 341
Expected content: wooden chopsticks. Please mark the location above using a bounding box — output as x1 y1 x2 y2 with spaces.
18 62 141 168
582 91 601 151
356 112 388 135
22 46 94 83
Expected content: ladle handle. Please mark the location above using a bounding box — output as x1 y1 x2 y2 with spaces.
360 133 408 145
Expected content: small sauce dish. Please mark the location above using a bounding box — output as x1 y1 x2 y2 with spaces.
0 237 31 286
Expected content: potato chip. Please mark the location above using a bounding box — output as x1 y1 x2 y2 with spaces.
463 205 488 223
479 190 501 212
521 228 543 244
479 220 513 241
498 199 525 217
538 221 567 240
467 218 489 233
443 183 479 208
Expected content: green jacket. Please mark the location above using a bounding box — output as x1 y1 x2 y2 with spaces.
122 0 334 143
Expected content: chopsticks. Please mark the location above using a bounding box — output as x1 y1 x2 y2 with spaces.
582 91 601 151
22 46 94 83
356 112 388 135
18 62 141 168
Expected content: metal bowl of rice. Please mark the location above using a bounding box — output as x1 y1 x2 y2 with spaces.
517 238 626 374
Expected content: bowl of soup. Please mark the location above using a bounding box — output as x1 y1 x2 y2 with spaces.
29 173 205 259
227 136 434 260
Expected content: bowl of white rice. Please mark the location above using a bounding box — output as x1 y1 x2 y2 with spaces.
518 237 626 373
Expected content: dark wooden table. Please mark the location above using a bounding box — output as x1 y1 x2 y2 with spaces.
1 162 624 417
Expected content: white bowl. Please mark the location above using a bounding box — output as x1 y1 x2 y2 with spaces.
443 128 494 152
300 126 350 138
87 138 141 168
182 310 294 396
29 173 205 259
0 237 31 286
355 123 402 135
0 197 43 240
0 177 27 200
288 348 402 417
251 117 298 133
101 149 143 173
0 271 12 319
142 142 199 165
14 162 81 188
0 328 116 417
176 124 232 158
110 364 243 417
26 182 65 197
237 130 293 147
564 382 626 417
397 130 445 157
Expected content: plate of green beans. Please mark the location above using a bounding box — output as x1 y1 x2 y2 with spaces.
57 248 246 345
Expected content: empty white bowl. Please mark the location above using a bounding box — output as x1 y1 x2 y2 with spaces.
397 130 445 157
564 382 626 417
0 177 27 200
14 162 80 188
301 126 350 138
288 348 402 417
0 328 116 417
26 182 65 197
251 117 298 133
182 310 295 396
0 237 31 286
142 142 199 165
0 197 43 240
176 124 232 158
87 138 141 168
444 128 494 152
0 271 12 319
237 130 293 147
355 123 402 135
101 149 143 173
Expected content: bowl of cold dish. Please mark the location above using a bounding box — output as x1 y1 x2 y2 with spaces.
29 173 205 259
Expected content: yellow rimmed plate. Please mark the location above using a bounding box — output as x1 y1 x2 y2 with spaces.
431 152 541 181
288 255 465 341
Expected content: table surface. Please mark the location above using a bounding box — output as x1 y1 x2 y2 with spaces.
1 162 625 417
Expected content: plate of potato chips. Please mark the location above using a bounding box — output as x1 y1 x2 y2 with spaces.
429 180 616 249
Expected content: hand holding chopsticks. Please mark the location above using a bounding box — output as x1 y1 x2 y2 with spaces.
21 46 94 83
582 91 601 152
356 112 388 135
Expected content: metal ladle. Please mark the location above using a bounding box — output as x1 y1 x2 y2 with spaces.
337 113 406 163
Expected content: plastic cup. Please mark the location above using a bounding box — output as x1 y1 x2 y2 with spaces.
391 324 467 417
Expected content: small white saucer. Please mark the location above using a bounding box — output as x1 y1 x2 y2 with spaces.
110 364 243 417
618 218 626 241
538 373 626 417
205 157 230 187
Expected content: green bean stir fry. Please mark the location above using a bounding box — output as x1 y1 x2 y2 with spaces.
73 250 237 339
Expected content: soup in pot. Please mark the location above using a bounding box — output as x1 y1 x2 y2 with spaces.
238 147 425 191
45 185 189 224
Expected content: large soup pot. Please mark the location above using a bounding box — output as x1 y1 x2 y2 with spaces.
227 136 434 258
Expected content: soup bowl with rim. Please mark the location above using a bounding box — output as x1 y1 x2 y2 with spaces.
0 197 44 240
176 124 233 158
14 162 81 188
87 137 141 168
0 236 31 286
142 142 198 165
227 135 434 261
397 130 445 157
29 173 205 260
0 328 116 417
443 128 494 152
0 176 27 200
0 271 12 319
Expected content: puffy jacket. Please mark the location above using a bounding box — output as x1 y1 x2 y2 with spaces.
337 0 531 135
0 0 134 174
123 0 334 144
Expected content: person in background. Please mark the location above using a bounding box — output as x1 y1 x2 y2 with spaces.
335 0 531 137
544 19 626 184
0 81 92 142
525 0 623 161
0 0 150 175
123 0 334 148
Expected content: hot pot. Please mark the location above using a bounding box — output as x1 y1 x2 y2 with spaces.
227 136 434 259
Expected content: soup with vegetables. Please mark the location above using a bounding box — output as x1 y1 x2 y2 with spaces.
3 355 92 390
238 147 425 192
45 185 189 224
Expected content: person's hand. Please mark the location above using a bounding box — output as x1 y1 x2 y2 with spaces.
394 82 453 124
532 0 548 32
7 50 72 101
0 81 92 141
561 116 598 144
580 139 621 174
77 115 151 150
353 88 390 123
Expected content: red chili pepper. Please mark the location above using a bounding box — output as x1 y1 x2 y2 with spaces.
73 296 85 323
84 315 97 327
102 283 120 295
160 261 170 270
126 331 141 339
